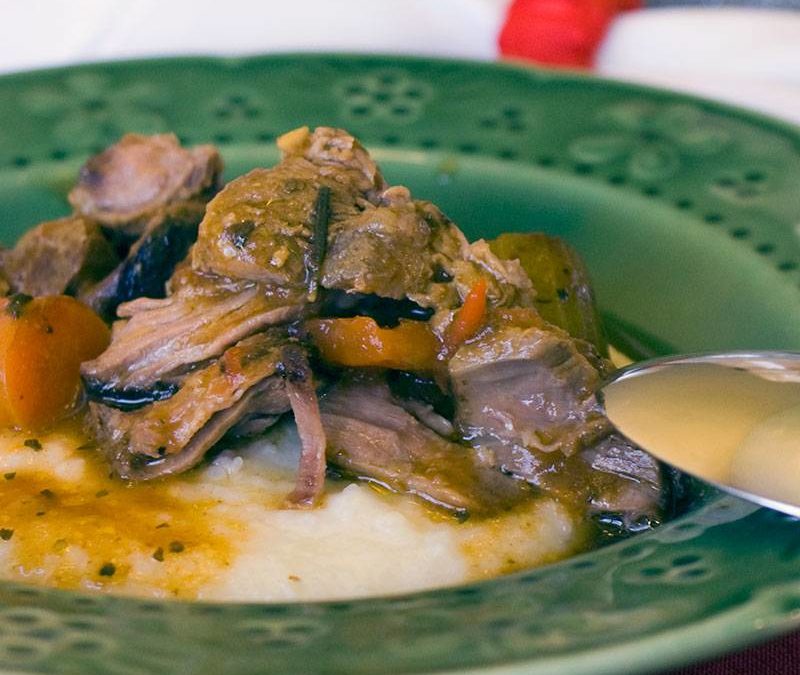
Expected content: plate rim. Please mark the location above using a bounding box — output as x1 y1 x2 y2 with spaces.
3 49 799 137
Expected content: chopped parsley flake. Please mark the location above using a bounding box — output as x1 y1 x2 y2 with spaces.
23 438 42 451
0 529 13 541
98 562 116 577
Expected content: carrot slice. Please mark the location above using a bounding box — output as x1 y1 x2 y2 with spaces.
306 317 439 372
0 295 110 430
444 277 488 352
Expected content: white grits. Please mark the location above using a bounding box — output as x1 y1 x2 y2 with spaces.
0 418 584 601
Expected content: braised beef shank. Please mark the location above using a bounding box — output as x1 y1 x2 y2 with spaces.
0 125 674 531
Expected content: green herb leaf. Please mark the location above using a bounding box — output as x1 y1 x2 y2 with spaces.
98 562 116 577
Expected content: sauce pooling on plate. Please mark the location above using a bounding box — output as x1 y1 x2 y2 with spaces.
0 420 236 597
0 418 586 600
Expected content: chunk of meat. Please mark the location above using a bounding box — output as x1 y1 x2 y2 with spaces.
447 314 665 534
192 127 384 286
453 238 536 312
277 125 385 197
2 216 118 297
89 331 290 479
81 275 303 393
322 192 534 323
97 376 289 480
449 323 611 458
579 434 666 536
80 203 205 319
321 198 461 300
281 345 327 507
459 430 666 537
69 133 222 236
319 376 531 516
191 169 339 287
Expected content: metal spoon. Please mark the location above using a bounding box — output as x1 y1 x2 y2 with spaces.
600 351 800 517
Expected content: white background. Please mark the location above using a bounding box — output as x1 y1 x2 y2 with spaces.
1 1 799 125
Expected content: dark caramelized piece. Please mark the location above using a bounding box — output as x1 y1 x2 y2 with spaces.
319 290 434 327
81 204 203 319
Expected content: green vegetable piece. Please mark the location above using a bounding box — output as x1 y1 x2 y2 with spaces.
489 232 607 355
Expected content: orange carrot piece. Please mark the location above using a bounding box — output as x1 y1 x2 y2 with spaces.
0 295 110 430
444 277 488 352
305 317 439 372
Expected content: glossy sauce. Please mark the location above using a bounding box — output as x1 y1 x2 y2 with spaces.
0 416 584 600
603 361 800 508
0 421 236 596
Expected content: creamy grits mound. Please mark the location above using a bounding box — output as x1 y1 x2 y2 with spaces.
0 420 586 601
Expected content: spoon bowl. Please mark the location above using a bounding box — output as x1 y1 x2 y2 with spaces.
601 351 800 518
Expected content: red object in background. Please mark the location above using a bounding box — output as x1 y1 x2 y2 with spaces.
499 0 642 69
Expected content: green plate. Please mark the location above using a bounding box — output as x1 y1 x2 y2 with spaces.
1 54 800 675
